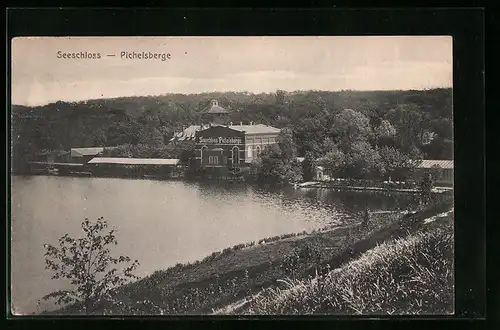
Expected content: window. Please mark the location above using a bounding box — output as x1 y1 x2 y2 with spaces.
247 146 253 158
209 156 219 165
223 156 228 164
201 146 208 163
232 147 240 165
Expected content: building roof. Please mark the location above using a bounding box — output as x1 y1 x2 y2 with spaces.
37 150 70 156
171 123 281 142
170 125 203 141
416 159 454 169
88 158 180 165
71 147 105 157
206 99 229 114
228 124 281 135
29 162 84 167
207 105 229 114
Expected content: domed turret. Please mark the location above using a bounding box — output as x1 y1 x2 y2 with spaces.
203 99 229 125
207 99 229 114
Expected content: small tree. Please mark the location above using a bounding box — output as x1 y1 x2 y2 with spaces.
343 140 384 179
418 172 435 207
275 89 287 105
302 152 317 182
178 144 197 166
374 119 397 140
430 164 444 182
319 145 345 179
362 209 370 228
42 217 140 314
255 130 302 185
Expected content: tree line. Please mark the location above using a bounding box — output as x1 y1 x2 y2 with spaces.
11 89 452 176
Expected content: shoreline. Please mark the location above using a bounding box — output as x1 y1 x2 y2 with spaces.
295 182 453 194
11 173 453 195
48 222 363 315
44 200 453 315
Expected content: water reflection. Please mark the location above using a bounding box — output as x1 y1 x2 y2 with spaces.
11 176 415 315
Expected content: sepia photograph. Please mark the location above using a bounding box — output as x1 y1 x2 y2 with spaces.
10 36 454 316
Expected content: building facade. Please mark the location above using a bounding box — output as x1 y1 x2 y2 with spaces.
194 124 281 169
170 99 282 173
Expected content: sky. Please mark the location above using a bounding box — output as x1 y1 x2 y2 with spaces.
11 36 452 106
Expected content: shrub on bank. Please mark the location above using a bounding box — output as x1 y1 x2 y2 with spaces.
242 218 453 315
319 178 418 190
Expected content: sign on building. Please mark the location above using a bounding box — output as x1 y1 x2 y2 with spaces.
199 137 243 144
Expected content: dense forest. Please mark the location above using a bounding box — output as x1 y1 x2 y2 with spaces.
11 89 453 176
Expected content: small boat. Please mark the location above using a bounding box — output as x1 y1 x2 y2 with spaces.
143 174 164 180
71 171 92 177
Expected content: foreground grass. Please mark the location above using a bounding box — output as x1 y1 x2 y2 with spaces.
53 223 359 315
238 214 453 315
46 199 453 315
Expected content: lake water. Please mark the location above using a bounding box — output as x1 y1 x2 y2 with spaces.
10 175 415 315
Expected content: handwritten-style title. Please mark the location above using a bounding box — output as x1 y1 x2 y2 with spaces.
56 51 172 61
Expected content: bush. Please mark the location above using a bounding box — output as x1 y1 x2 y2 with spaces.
41 217 140 314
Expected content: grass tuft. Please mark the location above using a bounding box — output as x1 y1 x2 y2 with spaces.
242 218 453 315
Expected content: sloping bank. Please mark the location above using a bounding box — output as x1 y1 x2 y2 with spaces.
223 208 453 315
50 199 453 315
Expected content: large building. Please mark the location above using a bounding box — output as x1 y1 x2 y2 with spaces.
195 123 281 168
170 99 281 171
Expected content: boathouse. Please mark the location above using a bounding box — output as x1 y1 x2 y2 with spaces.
28 149 82 175
87 157 181 177
412 159 454 186
33 149 71 163
70 147 106 164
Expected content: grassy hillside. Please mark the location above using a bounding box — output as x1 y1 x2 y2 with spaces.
44 198 453 316
236 214 453 315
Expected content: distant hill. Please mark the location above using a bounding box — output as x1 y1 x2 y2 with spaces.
12 88 453 118
11 89 453 173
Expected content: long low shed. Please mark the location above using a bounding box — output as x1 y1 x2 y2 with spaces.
29 162 85 167
416 159 453 169
413 159 453 186
87 158 180 165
